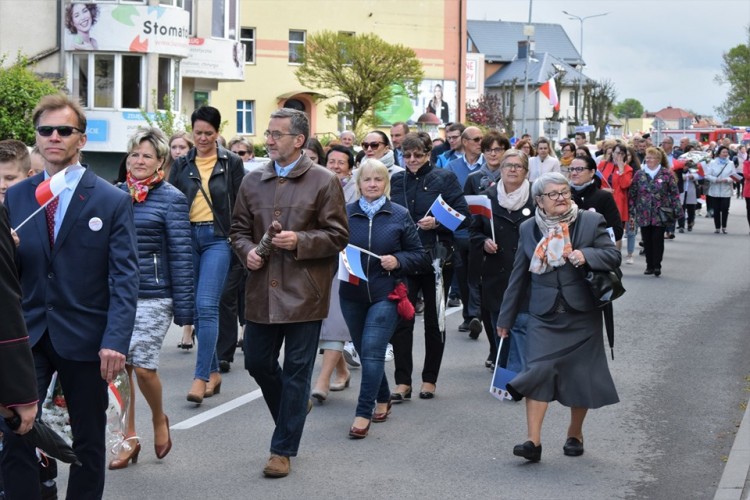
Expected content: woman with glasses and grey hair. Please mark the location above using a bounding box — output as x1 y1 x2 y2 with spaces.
110 127 194 469
496 172 620 463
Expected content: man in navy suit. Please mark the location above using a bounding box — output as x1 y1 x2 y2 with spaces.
0 94 139 500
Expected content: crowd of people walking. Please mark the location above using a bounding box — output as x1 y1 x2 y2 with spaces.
1 91 749 497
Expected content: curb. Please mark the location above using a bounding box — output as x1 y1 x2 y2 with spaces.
714 394 750 500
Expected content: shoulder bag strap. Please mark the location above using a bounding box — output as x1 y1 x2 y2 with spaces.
193 177 230 241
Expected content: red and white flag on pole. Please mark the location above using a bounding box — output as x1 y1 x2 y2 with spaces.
540 78 559 111
12 166 76 233
465 194 496 243
465 195 492 219
35 169 69 206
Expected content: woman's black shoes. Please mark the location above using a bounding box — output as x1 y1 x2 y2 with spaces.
563 437 584 456
513 441 542 462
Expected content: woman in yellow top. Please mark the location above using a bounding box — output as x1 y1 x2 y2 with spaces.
168 106 245 404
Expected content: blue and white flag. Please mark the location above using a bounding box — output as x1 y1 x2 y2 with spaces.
337 245 368 284
428 194 466 232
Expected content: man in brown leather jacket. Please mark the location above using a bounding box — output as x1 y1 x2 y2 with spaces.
230 108 348 478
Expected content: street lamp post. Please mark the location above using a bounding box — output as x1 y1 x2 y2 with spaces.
562 10 609 125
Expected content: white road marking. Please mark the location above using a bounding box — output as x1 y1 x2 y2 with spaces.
172 306 464 430
171 389 263 430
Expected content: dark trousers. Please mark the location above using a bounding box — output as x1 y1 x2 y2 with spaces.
746 198 750 228
217 258 247 363
244 320 321 457
453 237 471 320
712 196 731 229
641 225 666 271
0 333 108 500
679 204 696 228
391 265 452 386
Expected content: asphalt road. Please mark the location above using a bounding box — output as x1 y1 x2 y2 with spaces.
56 202 749 499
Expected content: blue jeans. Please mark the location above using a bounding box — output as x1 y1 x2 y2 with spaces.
341 298 398 419
244 320 321 457
191 224 231 381
491 311 529 373
626 223 637 255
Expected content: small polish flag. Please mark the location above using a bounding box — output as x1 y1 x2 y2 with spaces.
540 77 560 111
465 195 492 219
428 194 466 232
337 245 368 284
12 166 81 233
35 169 69 206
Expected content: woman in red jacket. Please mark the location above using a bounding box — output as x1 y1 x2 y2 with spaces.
599 143 634 263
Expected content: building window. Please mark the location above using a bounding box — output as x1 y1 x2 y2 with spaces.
569 90 576 107
337 101 352 132
121 55 142 109
212 0 237 40
72 54 89 108
70 53 144 110
236 100 254 134
94 55 115 108
157 57 180 111
289 30 305 64
240 28 255 64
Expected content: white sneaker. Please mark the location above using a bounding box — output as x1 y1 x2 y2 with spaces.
626 256 634 265
384 343 394 362
342 342 361 368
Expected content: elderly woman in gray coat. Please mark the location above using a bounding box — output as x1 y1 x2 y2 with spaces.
496 172 620 462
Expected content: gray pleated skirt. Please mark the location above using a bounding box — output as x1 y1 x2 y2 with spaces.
127 298 173 370
507 308 619 409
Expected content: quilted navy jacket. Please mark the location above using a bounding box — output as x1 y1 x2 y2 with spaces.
119 181 194 325
339 199 429 304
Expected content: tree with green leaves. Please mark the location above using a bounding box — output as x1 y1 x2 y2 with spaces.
139 89 189 137
715 28 750 124
295 31 424 132
0 55 63 144
613 98 644 120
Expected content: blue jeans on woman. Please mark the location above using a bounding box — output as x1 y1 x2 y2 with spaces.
191 224 231 381
341 298 398 419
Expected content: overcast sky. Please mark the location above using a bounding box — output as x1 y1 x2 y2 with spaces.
467 0 750 120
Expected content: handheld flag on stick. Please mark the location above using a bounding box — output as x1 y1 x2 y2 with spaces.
337 245 369 285
426 194 465 232
489 338 517 402
12 167 73 233
465 194 495 242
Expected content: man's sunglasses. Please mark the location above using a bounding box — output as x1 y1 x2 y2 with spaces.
36 126 85 137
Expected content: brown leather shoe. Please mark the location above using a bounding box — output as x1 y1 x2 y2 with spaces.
205 372 222 398
187 379 206 404
263 454 290 478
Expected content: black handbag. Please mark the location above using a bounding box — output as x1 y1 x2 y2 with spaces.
570 210 626 308
583 267 625 308
657 206 675 226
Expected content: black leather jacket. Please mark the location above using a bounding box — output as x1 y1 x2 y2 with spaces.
168 144 245 238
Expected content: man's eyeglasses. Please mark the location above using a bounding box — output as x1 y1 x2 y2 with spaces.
466 136 482 143
446 135 461 141
235 150 250 157
568 167 589 173
36 126 84 137
501 163 525 171
264 130 298 141
361 142 384 150
485 147 505 155
403 152 426 160
539 189 572 200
